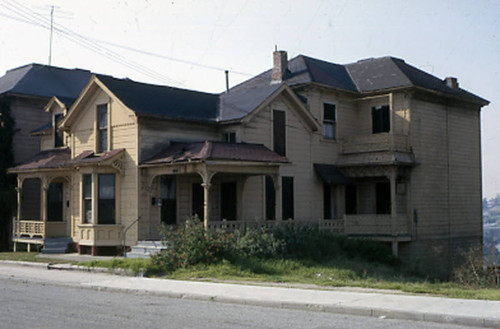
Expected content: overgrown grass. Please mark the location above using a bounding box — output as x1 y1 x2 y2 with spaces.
0 252 68 263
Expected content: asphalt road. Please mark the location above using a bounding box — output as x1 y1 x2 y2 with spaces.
0 277 482 329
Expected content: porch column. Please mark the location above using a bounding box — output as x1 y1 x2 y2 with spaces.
272 174 282 220
201 182 211 229
15 176 22 228
41 178 48 238
389 92 395 151
389 169 398 257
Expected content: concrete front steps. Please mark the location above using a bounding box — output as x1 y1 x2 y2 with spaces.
126 240 167 258
41 237 73 254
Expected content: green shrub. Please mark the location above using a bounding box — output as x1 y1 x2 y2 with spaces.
236 227 285 259
151 217 238 272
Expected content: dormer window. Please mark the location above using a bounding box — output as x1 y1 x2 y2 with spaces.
54 114 64 147
223 132 236 143
97 104 108 153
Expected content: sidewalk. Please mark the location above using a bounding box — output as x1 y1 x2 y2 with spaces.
1 260 499 328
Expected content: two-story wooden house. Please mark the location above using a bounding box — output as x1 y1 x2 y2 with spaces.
9 51 489 277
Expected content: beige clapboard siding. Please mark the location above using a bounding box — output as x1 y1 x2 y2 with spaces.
11 97 51 163
40 134 53 151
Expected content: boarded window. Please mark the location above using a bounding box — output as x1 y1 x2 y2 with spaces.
323 103 336 139
98 174 115 224
82 174 92 223
273 110 286 156
54 114 64 147
160 175 176 225
376 182 391 214
192 183 204 221
345 184 357 215
97 104 108 153
21 178 41 220
47 182 63 222
282 176 294 219
220 182 237 221
372 105 390 134
265 176 275 220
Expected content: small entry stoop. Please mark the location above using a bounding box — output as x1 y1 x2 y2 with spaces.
41 237 73 254
126 240 167 258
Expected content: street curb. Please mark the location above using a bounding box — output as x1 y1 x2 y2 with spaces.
2 260 499 328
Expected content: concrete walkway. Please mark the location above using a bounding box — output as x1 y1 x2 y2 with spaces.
0 260 499 328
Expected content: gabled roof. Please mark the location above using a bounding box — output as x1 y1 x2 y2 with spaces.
142 141 288 166
0 63 92 102
96 74 219 122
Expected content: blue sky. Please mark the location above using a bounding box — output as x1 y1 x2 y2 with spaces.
0 0 498 198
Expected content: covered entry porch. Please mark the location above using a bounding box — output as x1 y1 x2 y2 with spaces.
139 141 288 239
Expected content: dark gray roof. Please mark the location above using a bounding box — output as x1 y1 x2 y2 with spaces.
96 75 219 122
231 55 488 105
31 121 52 134
0 64 92 102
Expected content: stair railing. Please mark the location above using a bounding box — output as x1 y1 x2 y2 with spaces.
122 216 141 256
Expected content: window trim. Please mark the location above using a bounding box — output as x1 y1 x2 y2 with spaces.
322 102 337 140
96 103 110 154
80 171 119 225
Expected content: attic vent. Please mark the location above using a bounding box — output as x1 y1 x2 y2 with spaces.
445 77 459 89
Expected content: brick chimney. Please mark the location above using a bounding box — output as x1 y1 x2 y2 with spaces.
445 77 459 89
271 50 288 84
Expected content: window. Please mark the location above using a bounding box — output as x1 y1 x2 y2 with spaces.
323 103 336 139
97 104 108 153
345 184 357 215
223 132 236 143
372 105 390 134
160 175 176 225
47 182 63 222
265 176 275 220
54 114 64 147
282 176 294 219
98 174 115 224
273 110 286 156
323 183 334 219
220 182 237 221
82 174 92 223
21 178 41 220
375 182 391 214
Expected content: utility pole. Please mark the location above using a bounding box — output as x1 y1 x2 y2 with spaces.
48 5 54 65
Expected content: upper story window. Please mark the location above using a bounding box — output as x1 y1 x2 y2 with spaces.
97 104 108 153
54 114 64 147
273 110 286 156
222 132 236 143
322 103 336 140
372 105 390 134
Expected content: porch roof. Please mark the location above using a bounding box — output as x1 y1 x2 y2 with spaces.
141 141 288 166
314 163 352 185
65 148 125 167
8 148 71 172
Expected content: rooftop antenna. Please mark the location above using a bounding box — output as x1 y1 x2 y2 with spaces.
48 5 54 65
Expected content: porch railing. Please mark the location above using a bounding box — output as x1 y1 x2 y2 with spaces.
207 218 345 234
343 214 410 237
13 219 45 238
341 133 409 154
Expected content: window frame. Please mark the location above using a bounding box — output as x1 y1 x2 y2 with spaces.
81 172 118 225
322 102 337 140
54 113 64 148
371 105 390 134
96 103 109 153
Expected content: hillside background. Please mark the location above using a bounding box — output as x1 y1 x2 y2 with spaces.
483 194 500 264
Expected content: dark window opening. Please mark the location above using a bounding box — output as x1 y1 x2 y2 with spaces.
273 110 286 156
160 175 176 225
372 105 390 134
54 114 64 147
192 183 204 221
323 183 334 219
376 182 391 214
323 103 336 139
83 174 92 223
345 184 357 215
21 178 41 220
223 132 236 143
220 182 237 221
97 104 108 153
282 176 294 219
265 176 275 220
47 182 63 222
98 174 115 224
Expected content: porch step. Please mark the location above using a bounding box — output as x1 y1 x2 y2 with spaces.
126 240 167 259
41 237 73 254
